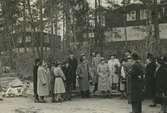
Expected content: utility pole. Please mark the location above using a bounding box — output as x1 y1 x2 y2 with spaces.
64 0 71 52
123 3 128 51
122 0 130 51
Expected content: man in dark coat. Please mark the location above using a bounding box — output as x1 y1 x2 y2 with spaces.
128 53 145 113
62 61 73 100
156 58 167 113
68 53 78 90
145 56 157 107
33 58 40 102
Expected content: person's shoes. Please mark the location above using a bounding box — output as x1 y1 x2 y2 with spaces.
52 99 56 103
40 99 46 103
149 104 157 107
0 98 3 101
34 99 40 103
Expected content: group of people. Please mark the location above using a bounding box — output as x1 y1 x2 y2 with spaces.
33 51 167 113
145 54 167 113
33 54 78 103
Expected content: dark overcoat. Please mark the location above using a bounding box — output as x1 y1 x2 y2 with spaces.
145 62 156 97
62 66 73 85
68 58 78 81
156 65 167 97
128 61 145 103
33 64 38 95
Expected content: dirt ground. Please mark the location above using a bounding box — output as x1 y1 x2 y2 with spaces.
0 97 161 113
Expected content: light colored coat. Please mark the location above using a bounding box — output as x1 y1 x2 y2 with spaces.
53 67 66 94
97 63 110 91
108 59 120 84
37 66 49 96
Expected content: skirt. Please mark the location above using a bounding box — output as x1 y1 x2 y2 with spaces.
54 77 66 94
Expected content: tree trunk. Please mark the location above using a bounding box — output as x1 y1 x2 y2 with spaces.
27 0 40 57
64 0 71 52
39 0 44 59
23 0 27 53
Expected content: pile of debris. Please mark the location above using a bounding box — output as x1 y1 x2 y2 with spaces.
0 73 33 97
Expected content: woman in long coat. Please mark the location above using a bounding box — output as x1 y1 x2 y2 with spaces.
76 55 90 98
108 55 120 90
97 58 110 95
37 60 49 103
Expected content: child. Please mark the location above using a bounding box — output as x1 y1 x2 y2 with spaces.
52 61 66 102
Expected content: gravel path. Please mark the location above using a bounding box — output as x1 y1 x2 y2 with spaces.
0 97 161 113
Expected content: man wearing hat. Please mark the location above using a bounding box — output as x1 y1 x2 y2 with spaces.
128 53 145 113
68 53 78 90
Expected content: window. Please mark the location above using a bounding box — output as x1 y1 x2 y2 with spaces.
44 37 49 43
17 37 22 44
162 7 167 17
25 36 31 43
140 9 147 20
102 16 105 27
127 10 137 21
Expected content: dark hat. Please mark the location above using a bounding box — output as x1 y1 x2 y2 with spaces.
132 53 140 60
35 58 40 63
157 58 164 65
100 57 105 61
147 53 153 59
163 56 167 62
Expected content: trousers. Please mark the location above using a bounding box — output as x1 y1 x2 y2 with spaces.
131 101 142 113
